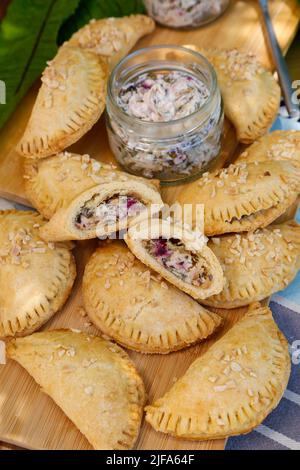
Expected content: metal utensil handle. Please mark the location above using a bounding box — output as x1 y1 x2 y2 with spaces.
259 0 298 117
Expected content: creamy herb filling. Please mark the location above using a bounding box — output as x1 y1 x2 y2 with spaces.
143 237 213 287
145 0 227 28
75 195 145 230
117 71 210 122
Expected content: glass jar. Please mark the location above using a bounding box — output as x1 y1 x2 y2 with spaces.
106 45 224 185
143 0 230 29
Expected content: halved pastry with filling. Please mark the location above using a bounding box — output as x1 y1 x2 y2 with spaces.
124 218 224 300
39 177 163 241
177 161 300 236
202 221 300 309
236 130 300 165
24 152 160 219
68 15 155 70
0 211 76 338
18 45 108 159
145 304 290 440
83 241 222 354
7 330 145 450
185 46 281 143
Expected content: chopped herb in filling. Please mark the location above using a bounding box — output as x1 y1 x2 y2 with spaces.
143 237 213 287
75 195 145 230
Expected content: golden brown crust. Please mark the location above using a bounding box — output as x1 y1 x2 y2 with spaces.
6 330 145 450
18 45 108 159
124 218 224 300
68 15 155 70
83 241 222 354
202 221 300 309
236 130 300 165
0 210 76 338
185 46 281 143
24 152 160 219
145 305 291 440
177 161 300 236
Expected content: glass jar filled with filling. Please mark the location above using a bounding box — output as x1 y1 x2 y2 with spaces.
106 45 224 184
143 0 230 29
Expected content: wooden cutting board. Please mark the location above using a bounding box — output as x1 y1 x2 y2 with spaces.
0 0 299 451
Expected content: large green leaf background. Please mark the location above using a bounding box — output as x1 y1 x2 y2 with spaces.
0 0 145 130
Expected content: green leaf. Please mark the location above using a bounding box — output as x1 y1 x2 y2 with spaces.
58 0 145 45
0 0 80 129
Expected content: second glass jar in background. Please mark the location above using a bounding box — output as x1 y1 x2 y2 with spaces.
106 45 224 185
143 0 230 30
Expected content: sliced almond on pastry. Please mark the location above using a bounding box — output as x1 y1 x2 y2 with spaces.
185 46 281 143
68 15 155 70
6 330 145 450
39 177 163 241
124 218 224 300
145 305 290 440
177 161 300 236
18 45 108 159
236 130 300 165
0 211 76 338
24 152 159 220
83 241 222 354
203 221 300 309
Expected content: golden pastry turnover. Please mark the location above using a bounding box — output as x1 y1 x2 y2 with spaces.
18 45 108 159
38 170 163 241
177 161 300 236
83 241 222 354
68 15 155 70
0 211 76 338
124 218 224 300
236 130 300 165
145 305 290 440
202 221 300 309
7 330 145 450
185 46 281 143
24 152 161 220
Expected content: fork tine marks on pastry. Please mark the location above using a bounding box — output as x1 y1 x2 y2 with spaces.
184 46 281 143
83 241 222 354
145 305 291 440
0 210 76 338
17 15 155 160
6 330 145 450
177 160 300 236
17 45 108 159
202 221 300 309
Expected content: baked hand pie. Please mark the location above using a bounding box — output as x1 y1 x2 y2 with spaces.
18 45 108 159
24 152 160 220
0 211 76 338
236 130 300 165
145 304 290 440
38 171 163 241
68 15 155 70
177 161 300 236
83 241 222 354
185 46 281 143
6 330 145 450
202 221 300 309
124 218 224 300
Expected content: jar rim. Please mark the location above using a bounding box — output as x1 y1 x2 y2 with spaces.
107 44 219 130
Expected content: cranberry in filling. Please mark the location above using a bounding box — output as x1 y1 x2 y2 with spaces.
143 237 213 287
75 194 145 230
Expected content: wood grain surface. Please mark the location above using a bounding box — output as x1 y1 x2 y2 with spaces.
0 0 299 451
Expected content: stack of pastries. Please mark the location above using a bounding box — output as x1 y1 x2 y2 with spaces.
1 15 300 450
